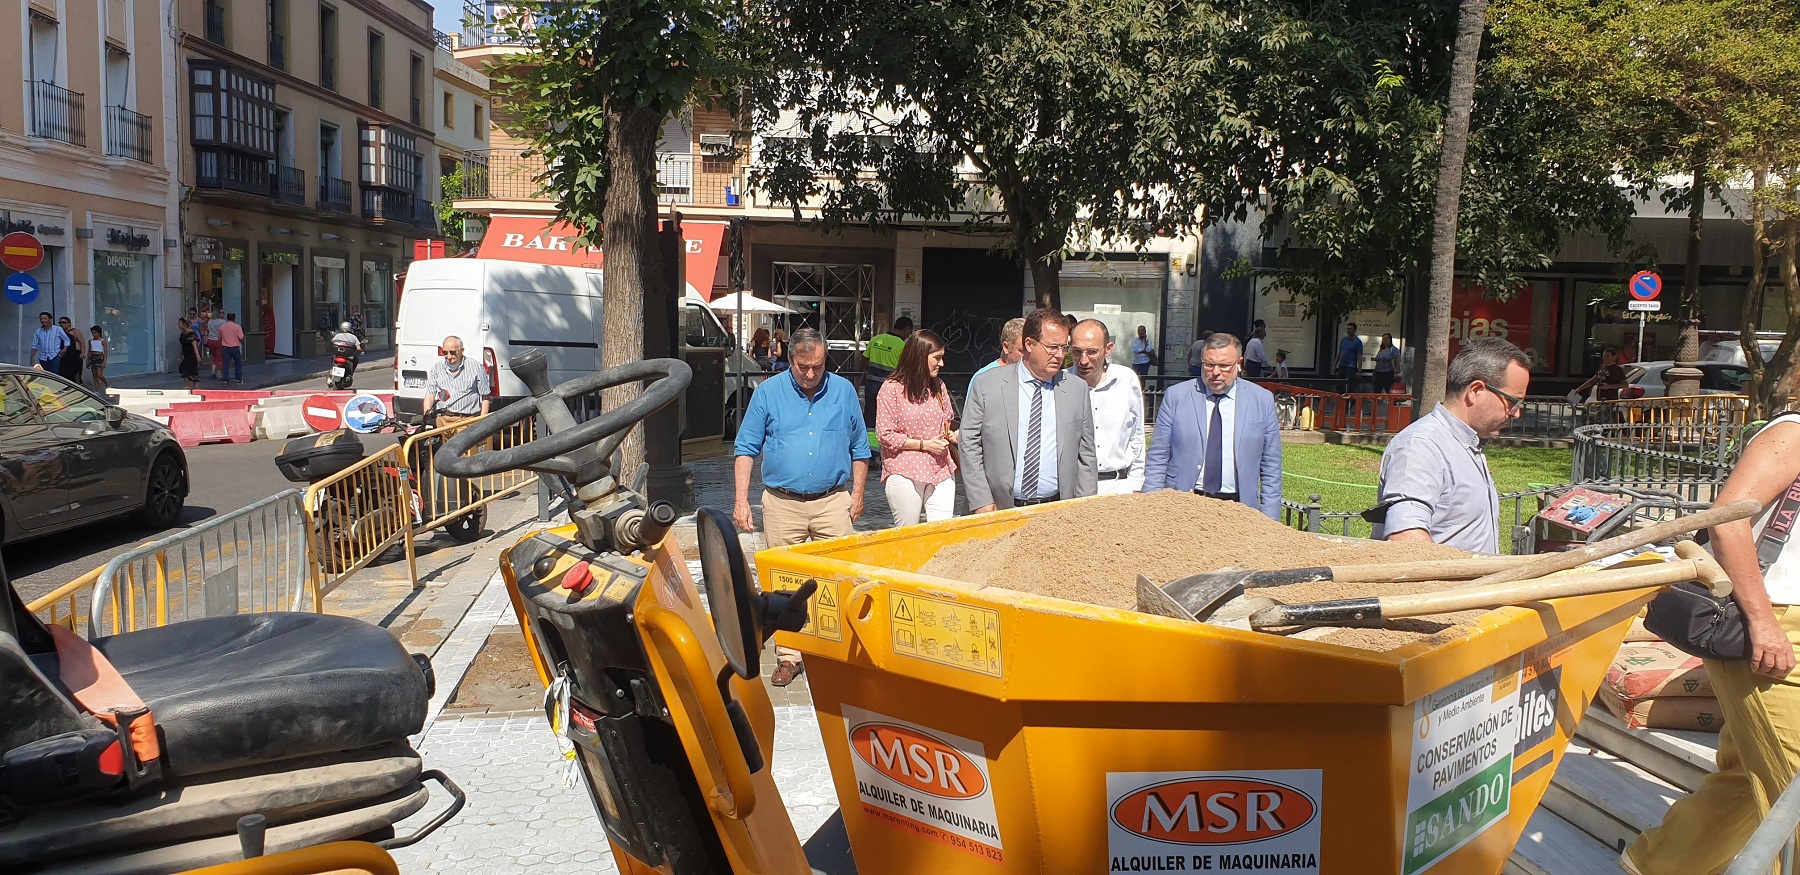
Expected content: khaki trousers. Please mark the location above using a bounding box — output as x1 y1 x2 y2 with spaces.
1628 606 1800 874
761 488 852 664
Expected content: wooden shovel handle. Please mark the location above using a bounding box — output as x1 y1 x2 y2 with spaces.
1461 498 1761 589
1377 559 1699 619
1327 554 1536 583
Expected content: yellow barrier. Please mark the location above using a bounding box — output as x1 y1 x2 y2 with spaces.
304 443 417 610
28 567 104 636
398 413 538 536
1588 393 1748 427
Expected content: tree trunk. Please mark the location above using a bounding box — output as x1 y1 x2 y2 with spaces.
1742 165 1771 418
1418 0 1490 411
598 103 666 481
1664 162 1708 397
1766 180 1800 416
1025 235 1065 313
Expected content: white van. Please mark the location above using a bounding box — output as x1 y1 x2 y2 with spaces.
393 258 762 416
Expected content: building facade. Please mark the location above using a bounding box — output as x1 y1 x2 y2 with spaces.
177 0 442 360
430 32 488 249
2 0 181 376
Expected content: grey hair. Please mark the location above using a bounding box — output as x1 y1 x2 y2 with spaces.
789 327 827 355
1447 337 1531 394
1202 332 1243 356
1073 318 1110 344
999 317 1025 347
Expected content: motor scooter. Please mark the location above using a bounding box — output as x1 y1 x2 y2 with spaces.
326 341 360 390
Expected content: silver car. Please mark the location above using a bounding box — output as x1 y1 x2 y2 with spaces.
0 367 188 546
1624 360 1752 397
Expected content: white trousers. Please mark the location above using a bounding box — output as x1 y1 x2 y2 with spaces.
884 474 956 527
1097 476 1143 496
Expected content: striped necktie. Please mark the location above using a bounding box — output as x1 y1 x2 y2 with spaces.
1021 381 1044 496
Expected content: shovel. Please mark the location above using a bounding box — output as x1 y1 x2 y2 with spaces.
1142 541 1729 631
1139 555 1540 622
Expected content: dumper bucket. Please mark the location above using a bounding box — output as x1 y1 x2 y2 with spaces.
756 502 1658 875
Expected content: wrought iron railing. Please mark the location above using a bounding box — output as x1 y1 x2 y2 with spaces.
434 29 455 50
30 81 85 146
455 148 742 206
275 164 307 205
319 176 353 213
105 105 151 162
204 1 227 45
196 149 274 196
363 186 433 226
268 31 287 70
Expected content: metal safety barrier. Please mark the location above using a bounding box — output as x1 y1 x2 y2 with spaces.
399 414 539 535
29 567 104 636
1584 393 1750 428
1572 421 1744 504
304 444 416 608
1724 768 1800 875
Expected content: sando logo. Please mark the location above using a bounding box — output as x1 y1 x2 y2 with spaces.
1110 777 1318 846
850 721 987 800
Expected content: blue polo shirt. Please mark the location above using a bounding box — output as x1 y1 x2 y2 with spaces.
734 370 871 494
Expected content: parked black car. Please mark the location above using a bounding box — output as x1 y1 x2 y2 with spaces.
0 366 188 546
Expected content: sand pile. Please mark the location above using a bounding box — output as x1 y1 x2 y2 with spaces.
919 491 1479 650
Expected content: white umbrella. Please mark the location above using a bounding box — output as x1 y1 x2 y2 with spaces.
710 291 795 314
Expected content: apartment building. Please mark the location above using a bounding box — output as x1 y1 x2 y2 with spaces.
1 0 180 376
430 31 488 248
178 0 441 358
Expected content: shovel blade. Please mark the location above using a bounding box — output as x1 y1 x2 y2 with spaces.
1165 569 1255 620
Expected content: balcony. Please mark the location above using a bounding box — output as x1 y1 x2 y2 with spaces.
362 187 416 223
105 105 151 162
275 165 307 205
455 148 742 207
204 2 227 45
29 81 86 147
196 150 274 196
269 32 287 71
319 176 353 213
434 29 456 50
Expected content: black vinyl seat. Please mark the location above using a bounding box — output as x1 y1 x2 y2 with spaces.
89 612 429 779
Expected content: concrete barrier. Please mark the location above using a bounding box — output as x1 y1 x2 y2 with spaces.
252 396 314 440
155 400 257 447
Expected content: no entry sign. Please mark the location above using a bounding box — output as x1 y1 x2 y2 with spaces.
302 395 345 432
0 232 44 272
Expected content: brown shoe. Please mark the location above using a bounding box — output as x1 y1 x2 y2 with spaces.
769 661 804 687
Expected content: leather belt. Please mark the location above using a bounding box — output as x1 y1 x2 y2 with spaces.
1097 469 1130 481
767 484 846 502
1014 494 1062 507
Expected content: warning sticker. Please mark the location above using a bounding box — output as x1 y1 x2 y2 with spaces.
843 705 1003 862
1401 667 1521 875
1106 770 1322 873
890 593 1002 677
769 569 842 642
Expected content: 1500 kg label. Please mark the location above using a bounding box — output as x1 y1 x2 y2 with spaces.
843 705 1003 862
769 569 841 641
1107 770 1322 873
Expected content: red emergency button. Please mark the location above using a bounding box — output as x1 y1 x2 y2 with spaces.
560 563 596 593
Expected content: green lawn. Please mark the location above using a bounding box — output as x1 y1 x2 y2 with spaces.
1279 443 1573 540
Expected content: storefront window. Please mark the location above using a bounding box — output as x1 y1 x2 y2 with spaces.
2 248 63 366
313 255 346 333
1451 279 1561 373
1061 259 1165 368
360 259 392 348
94 251 157 376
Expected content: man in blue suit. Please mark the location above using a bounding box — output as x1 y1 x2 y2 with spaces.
1143 332 1283 518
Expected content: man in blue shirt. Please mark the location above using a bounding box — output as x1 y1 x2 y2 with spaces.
733 327 870 685
974 317 1025 376
1337 322 1364 393
31 312 68 371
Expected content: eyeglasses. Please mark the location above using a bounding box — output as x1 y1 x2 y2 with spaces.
1200 361 1239 372
1485 384 1524 412
1031 340 1070 355
443 349 464 358
1071 346 1106 359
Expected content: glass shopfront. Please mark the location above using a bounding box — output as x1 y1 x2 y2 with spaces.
359 258 392 349
2 247 65 367
94 250 158 376
313 255 347 335
1061 258 1166 368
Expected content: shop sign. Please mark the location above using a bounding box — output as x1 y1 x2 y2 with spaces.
843 705 1004 863
263 251 300 265
1107 770 1322 873
314 255 347 269
1448 280 1560 372
106 228 152 250
226 246 246 262
100 252 142 269
1 216 64 236
190 237 223 264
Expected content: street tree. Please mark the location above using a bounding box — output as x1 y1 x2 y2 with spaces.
749 0 1249 311
491 0 738 470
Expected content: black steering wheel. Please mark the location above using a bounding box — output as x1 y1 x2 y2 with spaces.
435 348 692 487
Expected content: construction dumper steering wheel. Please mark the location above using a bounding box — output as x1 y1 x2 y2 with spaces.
434 348 691 488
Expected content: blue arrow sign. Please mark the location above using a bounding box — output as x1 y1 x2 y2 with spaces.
4 272 39 305
1629 270 1662 301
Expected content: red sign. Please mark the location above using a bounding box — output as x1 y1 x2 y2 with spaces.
850 721 987 800
1 232 45 272
1449 279 1562 372
301 395 345 432
1109 776 1319 845
473 217 728 300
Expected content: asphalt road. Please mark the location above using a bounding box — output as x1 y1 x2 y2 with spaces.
6 363 403 605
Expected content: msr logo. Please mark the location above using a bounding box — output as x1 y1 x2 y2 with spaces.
1110 777 1318 846
850 721 986 800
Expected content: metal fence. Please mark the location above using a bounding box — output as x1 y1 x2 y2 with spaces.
1583 394 1750 428
1571 421 1745 504
305 444 417 608
30 567 105 635
72 490 315 637
399 415 539 535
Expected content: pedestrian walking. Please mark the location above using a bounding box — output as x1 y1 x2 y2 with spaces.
1129 325 1155 378
1370 337 1529 553
1072 319 1145 495
423 336 492 423
1373 333 1402 393
975 317 1026 376
1337 323 1364 393
1243 320 1269 379
1572 347 1628 403
177 318 202 391
217 313 246 384
1624 412 1800 875
862 317 912 430
205 312 225 380
1142 332 1283 518
876 330 958 526
960 308 1098 512
1272 350 1290 380
30 312 68 372
87 326 109 392
57 317 85 384
769 328 789 373
733 328 870 686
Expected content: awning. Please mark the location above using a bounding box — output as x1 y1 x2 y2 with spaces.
474 216 728 300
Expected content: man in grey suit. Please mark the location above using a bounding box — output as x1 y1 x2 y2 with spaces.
1143 332 1284 518
961 308 1098 511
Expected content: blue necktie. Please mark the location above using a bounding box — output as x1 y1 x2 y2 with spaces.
1203 392 1224 495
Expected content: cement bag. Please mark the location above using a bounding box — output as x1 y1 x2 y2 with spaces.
1599 687 1725 732
1604 642 1714 699
1625 617 1659 643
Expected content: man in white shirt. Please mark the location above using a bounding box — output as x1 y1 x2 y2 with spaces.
1072 319 1145 494
1243 320 1269 378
